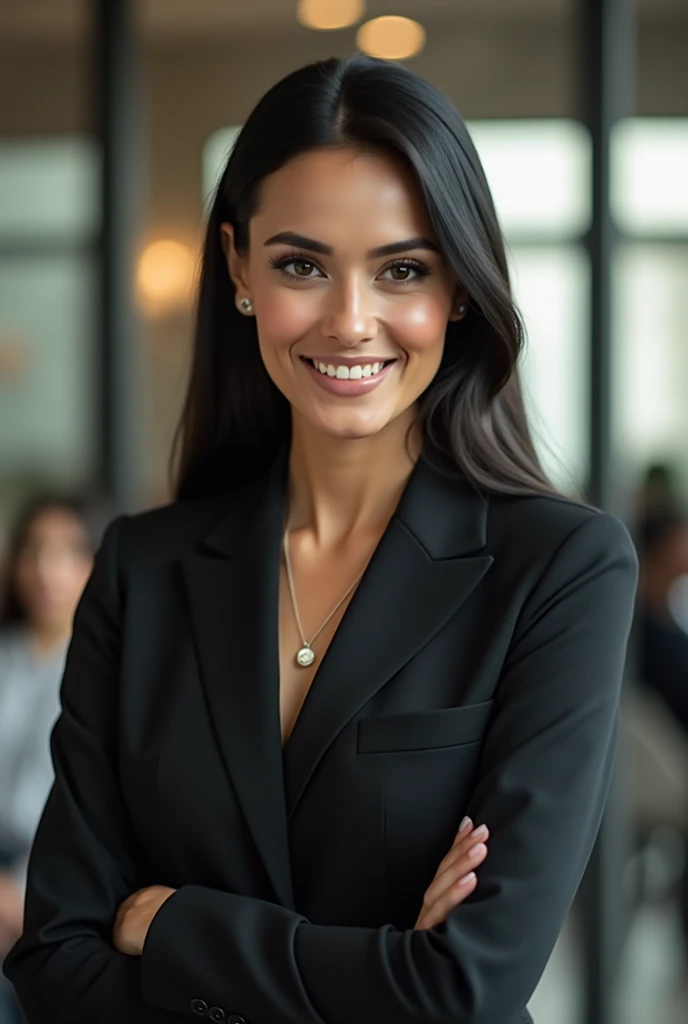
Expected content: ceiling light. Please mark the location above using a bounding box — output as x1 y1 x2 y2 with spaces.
356 16 426 60
297 0 365 31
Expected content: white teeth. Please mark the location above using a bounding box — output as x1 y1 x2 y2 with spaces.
309 359 388 379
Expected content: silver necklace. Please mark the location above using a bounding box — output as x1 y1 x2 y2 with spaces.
283 523 366 668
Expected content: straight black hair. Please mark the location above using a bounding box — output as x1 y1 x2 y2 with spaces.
172 54 565 501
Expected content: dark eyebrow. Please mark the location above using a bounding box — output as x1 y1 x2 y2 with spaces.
263 231 439 258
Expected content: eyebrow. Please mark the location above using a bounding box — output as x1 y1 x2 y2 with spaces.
263 231 439 258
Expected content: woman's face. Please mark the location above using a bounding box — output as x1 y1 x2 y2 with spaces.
13 508 93 633
222 147 466 443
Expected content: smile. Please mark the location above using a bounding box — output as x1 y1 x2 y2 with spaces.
300 356 398 397
306 358 394 380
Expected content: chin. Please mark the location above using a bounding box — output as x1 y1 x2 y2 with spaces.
310 411 391 442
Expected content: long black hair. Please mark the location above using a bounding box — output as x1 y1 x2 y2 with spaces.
172 54 564 501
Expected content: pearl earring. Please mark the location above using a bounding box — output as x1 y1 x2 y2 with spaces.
457 304 467 317
238 297 253 315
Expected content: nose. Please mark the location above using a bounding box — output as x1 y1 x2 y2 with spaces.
321 276 378 347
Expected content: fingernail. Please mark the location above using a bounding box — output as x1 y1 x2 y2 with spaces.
472 824 488 840
458 816 472 834
458 872 476 886
469 843 487 861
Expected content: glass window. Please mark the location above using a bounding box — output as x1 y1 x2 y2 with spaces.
612 119 688 235
0 138 96 508
0 138 98 241
509 245 590 494
0 253 95 487
613 244 688 499
469 120 591 239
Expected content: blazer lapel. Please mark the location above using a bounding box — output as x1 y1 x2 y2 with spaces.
179 455 293 908
283 456 494 818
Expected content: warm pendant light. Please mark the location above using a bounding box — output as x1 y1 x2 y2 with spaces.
357 15 426 60
136 239 195 315
297 0 365 31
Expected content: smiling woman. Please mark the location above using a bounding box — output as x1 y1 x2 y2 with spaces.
4 55 638 1024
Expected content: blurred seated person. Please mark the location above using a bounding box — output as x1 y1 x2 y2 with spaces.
637 509 688 734
636 462 683 524
0 496 99 1023
636 508 688 955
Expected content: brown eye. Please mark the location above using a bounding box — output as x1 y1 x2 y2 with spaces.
293 260 315 277
380 260 430 284
269 253 323 279
389 265 412 281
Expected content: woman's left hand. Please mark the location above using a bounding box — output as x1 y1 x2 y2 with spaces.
113 885 176 956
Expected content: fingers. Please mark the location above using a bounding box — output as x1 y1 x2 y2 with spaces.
428 823 489 898
414 820 490 931
423 830 488 909
415 869 478 930
432 818 482 877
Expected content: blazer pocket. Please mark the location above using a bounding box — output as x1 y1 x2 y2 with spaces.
357 699 494 754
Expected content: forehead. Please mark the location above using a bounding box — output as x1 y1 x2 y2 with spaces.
251 146 434 247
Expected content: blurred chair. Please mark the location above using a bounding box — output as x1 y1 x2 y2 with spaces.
623 685 688 835
621 683 688 927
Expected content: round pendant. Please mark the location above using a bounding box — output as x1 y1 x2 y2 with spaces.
296 646 315 668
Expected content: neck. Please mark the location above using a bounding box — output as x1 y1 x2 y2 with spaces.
287 410 421 546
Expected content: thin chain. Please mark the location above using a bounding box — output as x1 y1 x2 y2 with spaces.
283 524 366 651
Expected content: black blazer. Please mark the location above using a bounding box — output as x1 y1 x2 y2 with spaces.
4 453 638 1024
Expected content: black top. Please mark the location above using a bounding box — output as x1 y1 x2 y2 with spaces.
4 452 639 1024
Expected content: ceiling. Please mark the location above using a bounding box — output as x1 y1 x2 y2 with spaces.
0 0 685 42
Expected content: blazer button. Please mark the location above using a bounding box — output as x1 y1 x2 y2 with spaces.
209 1010 226 1023
190 999 209 1016
228 1016 246 1024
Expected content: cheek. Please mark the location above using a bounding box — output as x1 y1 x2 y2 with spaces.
388 296 450 355
254 286 315 354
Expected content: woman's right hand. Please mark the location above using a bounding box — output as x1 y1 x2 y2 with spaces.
414 818 489 930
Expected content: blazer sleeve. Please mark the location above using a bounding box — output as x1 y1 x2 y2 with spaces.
2 518 174 1023
137 511 639 1024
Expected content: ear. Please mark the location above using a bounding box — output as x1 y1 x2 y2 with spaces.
448 284 470 322
219 222 251 296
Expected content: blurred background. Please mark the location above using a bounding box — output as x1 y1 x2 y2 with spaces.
0 1 686 1023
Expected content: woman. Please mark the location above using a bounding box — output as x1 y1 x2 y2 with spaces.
4 56 638 1023
0 497 96 1023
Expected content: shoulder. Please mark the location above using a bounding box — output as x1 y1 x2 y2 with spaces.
481 492 640 635
87 496 234 598
486 489 637 568
115 495 231 556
